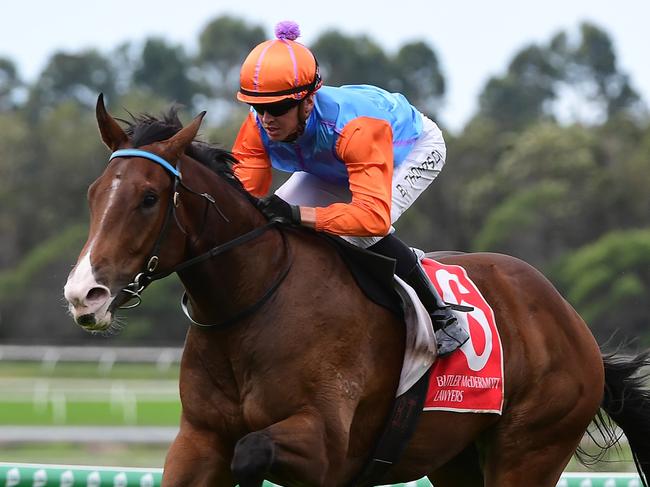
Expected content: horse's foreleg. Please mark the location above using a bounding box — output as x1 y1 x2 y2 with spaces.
231 410 332 487
427 445 484 487
163 421 234 487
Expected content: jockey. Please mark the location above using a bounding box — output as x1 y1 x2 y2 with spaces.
232 21 468 356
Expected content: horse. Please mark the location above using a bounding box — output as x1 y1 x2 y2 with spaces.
63 95 650 487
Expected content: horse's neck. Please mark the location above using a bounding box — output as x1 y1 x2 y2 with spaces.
175 158 285 325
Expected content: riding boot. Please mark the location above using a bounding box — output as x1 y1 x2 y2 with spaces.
368 235 469 357
404 262 469 356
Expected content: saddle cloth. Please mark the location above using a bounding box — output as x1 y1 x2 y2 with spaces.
397 258 504 414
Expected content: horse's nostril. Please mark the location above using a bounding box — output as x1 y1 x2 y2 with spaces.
86 287 110 303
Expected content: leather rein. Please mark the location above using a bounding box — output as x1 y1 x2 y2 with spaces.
106 148 292 329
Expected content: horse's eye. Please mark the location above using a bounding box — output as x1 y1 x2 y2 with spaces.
142 193 159 209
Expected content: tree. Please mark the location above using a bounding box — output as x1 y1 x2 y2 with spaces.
391 41 445 117
562 23 641 121
2 102 105 259
311 30 446 118
478 45 558 130
588 116 650 231
133 37 200 107
475 22 641 130
311 30 393 88
551 229 650 344
0 57 21 111
0 110 33 268
197 15 266 97
26 49 117 117
465 122 602 265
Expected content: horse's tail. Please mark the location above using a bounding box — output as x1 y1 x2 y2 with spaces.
594 350 650 486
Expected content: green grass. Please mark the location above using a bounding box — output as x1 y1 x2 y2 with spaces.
0 361 180 380
0 400 180 426
1 361 181 426
0 442 170 468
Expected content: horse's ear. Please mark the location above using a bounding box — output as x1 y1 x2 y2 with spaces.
96 93 128 151
160 111 207 158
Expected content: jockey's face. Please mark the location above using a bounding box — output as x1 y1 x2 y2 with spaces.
255 95 314 142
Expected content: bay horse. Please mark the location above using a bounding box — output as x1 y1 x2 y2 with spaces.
64 96 650 487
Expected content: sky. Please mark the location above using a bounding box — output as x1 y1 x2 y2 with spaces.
1 0 649 130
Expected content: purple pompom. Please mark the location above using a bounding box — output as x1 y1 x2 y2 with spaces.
275 21 301 41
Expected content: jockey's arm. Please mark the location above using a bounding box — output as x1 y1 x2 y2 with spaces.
232 112 273 197
308 117 394 236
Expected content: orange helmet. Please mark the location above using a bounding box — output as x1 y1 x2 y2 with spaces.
237 21 322 104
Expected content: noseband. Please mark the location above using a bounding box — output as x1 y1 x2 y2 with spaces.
106 148 292 329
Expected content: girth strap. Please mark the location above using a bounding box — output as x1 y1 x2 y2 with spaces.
350 366 433 487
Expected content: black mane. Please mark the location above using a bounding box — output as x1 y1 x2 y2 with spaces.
119 107 246 193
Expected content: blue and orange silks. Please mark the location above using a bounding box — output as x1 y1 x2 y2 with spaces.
233 84 423 236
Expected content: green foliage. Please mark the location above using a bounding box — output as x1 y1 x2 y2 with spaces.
0 224 86 300
472 180 569 255
463 122 604 263
0 57 21 111
391 41 445 116
552 229 650 340
197 16 266 71
312 30 393 87
476 22 641 131
311 31 445 117
133 38 201 107
197 15 266 100
26 50 117 117
479 45 557 129
571 23 640 118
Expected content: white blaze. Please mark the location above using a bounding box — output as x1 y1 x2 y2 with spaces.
64 176 121 318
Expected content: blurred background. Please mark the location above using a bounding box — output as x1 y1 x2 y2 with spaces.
1 0 648 473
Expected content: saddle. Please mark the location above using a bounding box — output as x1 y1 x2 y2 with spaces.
320 234 404 316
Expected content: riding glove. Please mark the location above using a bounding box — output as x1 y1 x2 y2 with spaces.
257 195 301 224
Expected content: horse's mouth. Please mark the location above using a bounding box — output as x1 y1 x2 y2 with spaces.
67 292 124 334
75 313 109 330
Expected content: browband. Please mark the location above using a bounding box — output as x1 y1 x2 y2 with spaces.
109 149 181 178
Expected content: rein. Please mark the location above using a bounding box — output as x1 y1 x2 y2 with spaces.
106 148 292 329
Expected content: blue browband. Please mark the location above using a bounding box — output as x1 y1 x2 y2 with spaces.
109 149 181 178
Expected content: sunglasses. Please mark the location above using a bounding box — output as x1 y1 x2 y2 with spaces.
251 98 301 117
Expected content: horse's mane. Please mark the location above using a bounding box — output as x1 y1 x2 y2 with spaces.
118 107 249 195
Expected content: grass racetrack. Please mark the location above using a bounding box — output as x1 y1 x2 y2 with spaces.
0 357 639 472
1 361 180 427
0 359 179 466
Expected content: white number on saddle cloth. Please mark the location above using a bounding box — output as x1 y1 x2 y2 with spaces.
435 269 492 372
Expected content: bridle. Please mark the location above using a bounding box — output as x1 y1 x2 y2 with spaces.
106 148 292 329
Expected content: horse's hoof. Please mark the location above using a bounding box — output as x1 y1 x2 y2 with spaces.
231 431 275 486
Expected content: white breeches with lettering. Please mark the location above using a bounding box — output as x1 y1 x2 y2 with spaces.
275 114 446 248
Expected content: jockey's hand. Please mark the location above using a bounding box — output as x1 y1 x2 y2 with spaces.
257 195 302 224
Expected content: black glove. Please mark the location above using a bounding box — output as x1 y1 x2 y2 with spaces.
257 195 301 224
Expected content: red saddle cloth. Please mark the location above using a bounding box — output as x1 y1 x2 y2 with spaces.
421 258 504 414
